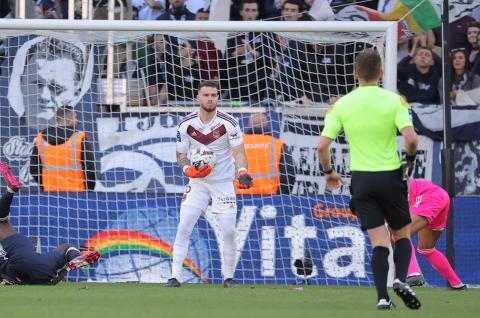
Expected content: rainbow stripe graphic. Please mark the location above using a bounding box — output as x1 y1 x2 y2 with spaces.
85 230 206 281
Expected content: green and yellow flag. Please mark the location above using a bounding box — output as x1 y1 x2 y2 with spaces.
383 0 441 33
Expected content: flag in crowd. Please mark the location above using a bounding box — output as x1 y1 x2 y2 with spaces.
382 0 441 33
307 0 480 36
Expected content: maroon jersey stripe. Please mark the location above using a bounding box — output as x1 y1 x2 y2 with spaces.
217 111 237 127
178 113 198 127
187 124 227 145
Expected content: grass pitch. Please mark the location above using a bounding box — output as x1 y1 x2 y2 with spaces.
0 283 478 318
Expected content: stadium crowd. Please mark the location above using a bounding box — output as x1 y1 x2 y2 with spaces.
2 1 480 108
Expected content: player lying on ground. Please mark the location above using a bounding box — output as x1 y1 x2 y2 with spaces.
0 162 100 285
350 178 466 290
405 178 467 290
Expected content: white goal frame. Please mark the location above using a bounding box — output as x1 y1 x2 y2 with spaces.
0 19 399 285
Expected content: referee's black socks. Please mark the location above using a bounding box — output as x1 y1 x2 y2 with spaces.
0 192 14 221
371 246 390 301
394 238 412 283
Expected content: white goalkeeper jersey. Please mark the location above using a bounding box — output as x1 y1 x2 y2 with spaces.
176 110 243 183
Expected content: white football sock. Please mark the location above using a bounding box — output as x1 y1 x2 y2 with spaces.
218 213 237 280
171 205 203 281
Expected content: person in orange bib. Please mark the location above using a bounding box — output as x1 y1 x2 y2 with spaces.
236 113 295 195
30 106 96 192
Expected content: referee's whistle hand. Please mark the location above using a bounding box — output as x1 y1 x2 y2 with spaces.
326 171 343 190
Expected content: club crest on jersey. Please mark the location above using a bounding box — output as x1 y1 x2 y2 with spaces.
213 130 220 139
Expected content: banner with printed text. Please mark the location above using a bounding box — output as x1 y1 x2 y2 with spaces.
7 193 480 286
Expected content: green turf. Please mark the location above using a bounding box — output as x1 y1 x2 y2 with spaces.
0 283 478 318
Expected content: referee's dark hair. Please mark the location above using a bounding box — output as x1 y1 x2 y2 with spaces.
355 49 382 82
198 80 219 91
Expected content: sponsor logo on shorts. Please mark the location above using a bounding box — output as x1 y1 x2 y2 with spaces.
413 195 423 208
218 196 236 205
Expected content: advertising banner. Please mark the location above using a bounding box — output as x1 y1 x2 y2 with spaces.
9 193 480 286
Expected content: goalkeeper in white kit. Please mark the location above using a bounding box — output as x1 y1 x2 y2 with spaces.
165 81 253 288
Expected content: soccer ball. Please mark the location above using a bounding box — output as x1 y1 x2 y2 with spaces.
190 145 216 169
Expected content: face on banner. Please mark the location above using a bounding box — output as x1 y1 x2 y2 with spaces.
454 141 480 196
8 37 93 130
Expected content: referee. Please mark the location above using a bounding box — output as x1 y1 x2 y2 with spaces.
317 49 421 310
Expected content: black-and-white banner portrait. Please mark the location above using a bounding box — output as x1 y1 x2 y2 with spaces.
454 141 480 196
8 36 94 130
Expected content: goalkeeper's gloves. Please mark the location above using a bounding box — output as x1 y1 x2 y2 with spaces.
238 169 253 189
183 165 212 178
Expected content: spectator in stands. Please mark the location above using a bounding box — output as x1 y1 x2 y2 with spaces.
397 32 439 63
236 113 296 195
397 36 412 63
8 37 94 130
433 15 476 51
397 39 442 104
157 0 195 20
157 0 195 50
237 0 259 21
30 106 96 192
225 0 274 103
270 34 300 101
165 40 207 103
467 22 480 63
449 48 480 104
473 33 480 77
295 42 349 105
230 0 269 20
132 0 166 20
269 0 312 21
195 8 222 81
35 1 58 19
131 6 139 20
54 0 76 19
195 6 209 20
136 34 171 106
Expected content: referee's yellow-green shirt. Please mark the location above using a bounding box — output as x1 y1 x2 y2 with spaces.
321 86 413 172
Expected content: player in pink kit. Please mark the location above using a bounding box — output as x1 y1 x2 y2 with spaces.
406 178 467 290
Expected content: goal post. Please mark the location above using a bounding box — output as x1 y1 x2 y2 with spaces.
0 19 398 285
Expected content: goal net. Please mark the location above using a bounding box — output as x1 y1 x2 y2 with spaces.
0 20 397 285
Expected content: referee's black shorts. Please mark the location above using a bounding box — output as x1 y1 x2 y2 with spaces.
350 168 411 231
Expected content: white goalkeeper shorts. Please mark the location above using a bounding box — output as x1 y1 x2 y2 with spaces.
181 180 237 214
